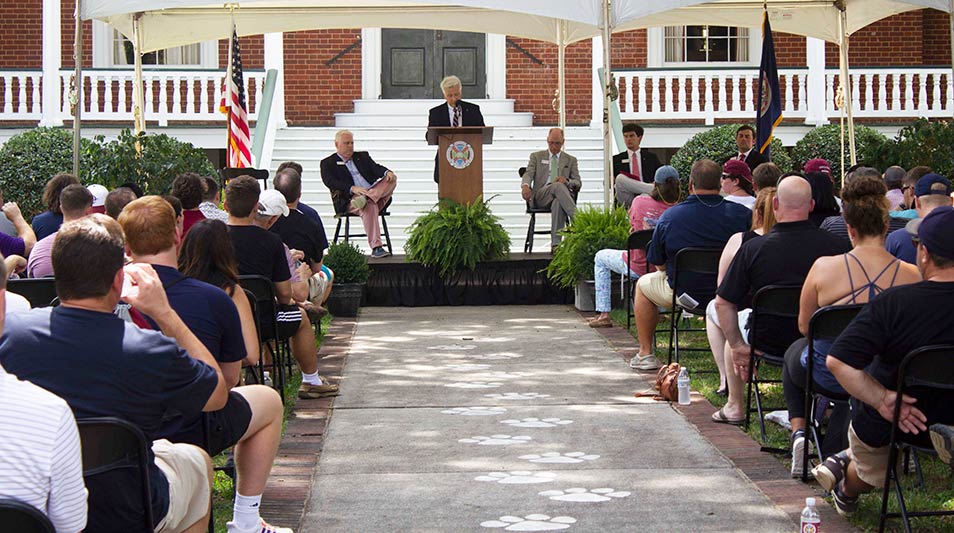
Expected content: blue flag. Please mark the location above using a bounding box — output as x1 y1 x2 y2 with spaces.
756 11 782 160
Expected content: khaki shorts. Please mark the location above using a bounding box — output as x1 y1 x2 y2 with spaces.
636 270 674 308
307 271 331 305
153 439 211 533
847 423 890 488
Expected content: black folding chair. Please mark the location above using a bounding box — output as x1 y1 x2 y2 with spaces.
624 229 654 330
519 167 579 253
801 303 863 481
878 345 954 533
666 247 721 365
7 278 58 308
219 167 269 190
745 284 802 449
0 499 54 533
238 275 287 403
77 417 154 533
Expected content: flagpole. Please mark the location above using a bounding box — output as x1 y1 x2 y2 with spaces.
225 13 235 168
838 8 857 166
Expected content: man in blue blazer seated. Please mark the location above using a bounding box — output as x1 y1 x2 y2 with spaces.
427 75 485 183
320 130 397 258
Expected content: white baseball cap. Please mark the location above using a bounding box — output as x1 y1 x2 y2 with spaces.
86 184 108 207
258 189 289 217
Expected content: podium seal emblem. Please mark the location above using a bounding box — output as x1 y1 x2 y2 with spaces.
446 141 475 170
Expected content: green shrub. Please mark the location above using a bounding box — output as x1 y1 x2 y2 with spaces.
670 124 792 185
546 205 629 288
866 119 954 177
791 124 888 187
83 129 216 195
0 127 92 219
404 196 510 276
323 241 370 284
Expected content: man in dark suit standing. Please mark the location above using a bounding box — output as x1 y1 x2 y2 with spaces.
612 123 662 208
320 130 397 258
427 75 485 183
732 125 766 172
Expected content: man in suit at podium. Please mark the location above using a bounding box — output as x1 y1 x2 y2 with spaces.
428 75 485 183
612 123 661 208
732 125 766 172
521 128 581 251
320 130 397 259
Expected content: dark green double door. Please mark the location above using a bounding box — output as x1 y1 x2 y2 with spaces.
381 29 485 99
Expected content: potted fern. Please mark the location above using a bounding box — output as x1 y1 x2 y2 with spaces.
545 205 630 310
404 196 510 276
323 242 370 317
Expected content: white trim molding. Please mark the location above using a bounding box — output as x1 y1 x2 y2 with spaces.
361 28 382 100
486 34 506 99
40 0 61 126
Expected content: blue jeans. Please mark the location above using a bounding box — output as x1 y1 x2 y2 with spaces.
594 249 639 313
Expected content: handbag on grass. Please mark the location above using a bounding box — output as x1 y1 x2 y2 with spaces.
634 363 681 402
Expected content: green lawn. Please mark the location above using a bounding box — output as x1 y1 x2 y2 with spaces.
608 308 954 532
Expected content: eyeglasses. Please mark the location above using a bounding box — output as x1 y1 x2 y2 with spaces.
902 186 913 192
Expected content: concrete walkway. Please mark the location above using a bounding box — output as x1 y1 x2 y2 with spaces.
300 306 796 532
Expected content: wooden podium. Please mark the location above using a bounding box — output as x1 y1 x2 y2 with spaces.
427 126 494 205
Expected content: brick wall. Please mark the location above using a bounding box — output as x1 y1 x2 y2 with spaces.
824 12 923 66
0 1 42 68
283 29 362 125
60 0 92 68
219 35 265 69
922 9 952 65
506 38 593 126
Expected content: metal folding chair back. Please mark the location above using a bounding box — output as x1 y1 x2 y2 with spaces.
625 229 654 330
238 275 287 402
666 247 721 364
520 166 579 253
0 499 55 533
7 278 58 308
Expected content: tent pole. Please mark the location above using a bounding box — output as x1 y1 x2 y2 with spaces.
950 0 953 118
558 21 566 129
72 0 83 175
133 13 145 135
839 9 856 166
602 0 613 208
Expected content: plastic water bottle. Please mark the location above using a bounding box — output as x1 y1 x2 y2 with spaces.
800 497 821 533
263 371 273 388
677 367 690 405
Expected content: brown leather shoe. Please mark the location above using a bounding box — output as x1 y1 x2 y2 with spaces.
298 381 339 399
588 316 612 328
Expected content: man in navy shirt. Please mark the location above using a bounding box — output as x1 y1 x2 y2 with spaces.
0 214 228 533
632 159 751 371
119 196 290 533
276 160 324 226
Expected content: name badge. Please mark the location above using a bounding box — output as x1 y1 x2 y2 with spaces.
542 159 549 166
336 161 345 166
621 159 629 164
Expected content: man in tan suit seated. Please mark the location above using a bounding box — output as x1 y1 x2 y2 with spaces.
521 128 581 251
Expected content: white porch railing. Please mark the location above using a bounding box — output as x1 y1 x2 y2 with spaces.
615 67 953 124
0 71 43 121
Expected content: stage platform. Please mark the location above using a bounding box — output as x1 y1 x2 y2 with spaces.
365 252 572 307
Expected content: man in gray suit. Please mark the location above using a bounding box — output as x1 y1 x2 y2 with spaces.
521 128 581 250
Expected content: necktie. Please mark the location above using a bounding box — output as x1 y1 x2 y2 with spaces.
549 153 558 183
631 151 640 180
738 152 746 162
452 106 460 127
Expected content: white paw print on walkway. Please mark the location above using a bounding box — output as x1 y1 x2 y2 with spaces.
477 371 532 380
500 417 573 428
471 353 524 360
538 488 631 503
429 344 476 351
481 514 576 531
518 452 600 464
474 471 558 484
458 434 533 446
484 392 551 401
445 363 492 371
444 382 503 389
441 407 508 416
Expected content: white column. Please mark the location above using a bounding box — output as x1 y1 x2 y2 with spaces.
361 28 382 100
40 0 62 126
485 34 506 99
263 32 286 127
805 37 827 126
591 36 603 128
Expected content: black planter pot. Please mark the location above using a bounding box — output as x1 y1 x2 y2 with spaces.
326 282 364 317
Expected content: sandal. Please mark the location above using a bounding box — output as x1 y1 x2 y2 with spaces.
812 450 851 493
711 407 744 426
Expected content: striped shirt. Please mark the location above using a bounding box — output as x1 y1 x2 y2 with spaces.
0 365 87 532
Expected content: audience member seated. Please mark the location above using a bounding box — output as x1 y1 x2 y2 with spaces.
752 162 783 191
0 214 229 533
87 183 108 214
276 161 323 226
732 125 766 172
320 130 397 258
4 286 30 314
588 166 682 328
521 128 582 251
0 258 87 532
27 184 92 278
120 181 144 198
119 196 290 533
883 166 906 211
225 176 338 400
0 200 36 269
821 167 908 244
783 176 921 477
32 173 79 240
721 160 755 209
705 186 777 399
806 169 841 227
630 159 751 371
885 173 952 265
612 123 661 208
0 188 17 237
199 176 229 223
105 187 137 219
713 176 850 426
170 173 207 234
812 206 954 515
163 195 185 236
891 165 932 219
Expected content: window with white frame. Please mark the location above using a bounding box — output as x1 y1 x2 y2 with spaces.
647 25 760 67
92 21 217 68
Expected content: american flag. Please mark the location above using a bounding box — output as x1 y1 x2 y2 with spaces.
220 25 252 168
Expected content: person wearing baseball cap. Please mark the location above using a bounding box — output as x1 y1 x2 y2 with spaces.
816 204 954 514
722 159 755 209
804 158 832 176
86 183 108 214
885 173 953 265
